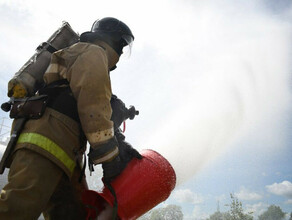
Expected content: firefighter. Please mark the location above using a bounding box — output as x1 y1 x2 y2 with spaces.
0 17 141 220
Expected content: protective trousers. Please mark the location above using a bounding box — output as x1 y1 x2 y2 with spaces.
0 148 87 220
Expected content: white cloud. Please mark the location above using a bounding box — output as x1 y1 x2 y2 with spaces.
215 194 228 202
192 206 210 220
266 181 292 198
183 206 209 220
285 199 292 204
245 202 269 218
172 189 204 205
235 187 263 201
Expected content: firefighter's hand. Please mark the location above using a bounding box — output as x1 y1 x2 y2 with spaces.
102 142 142 182
118 140 142 163
102 155 126 183
110 95 128 129
115 129 142 161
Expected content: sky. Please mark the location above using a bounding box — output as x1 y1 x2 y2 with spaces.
0 0 292 219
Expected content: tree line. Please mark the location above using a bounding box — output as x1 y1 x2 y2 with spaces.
138 193 291 220
207 194 288 220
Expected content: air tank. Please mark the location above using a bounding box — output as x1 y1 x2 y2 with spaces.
8 22 79 98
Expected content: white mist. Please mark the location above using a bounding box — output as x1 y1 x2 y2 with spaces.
137 1 292 185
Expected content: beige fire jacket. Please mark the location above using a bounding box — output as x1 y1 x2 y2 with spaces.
13 42 119 177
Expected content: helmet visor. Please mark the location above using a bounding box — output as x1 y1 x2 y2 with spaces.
122 34 134 45
121 34 134 56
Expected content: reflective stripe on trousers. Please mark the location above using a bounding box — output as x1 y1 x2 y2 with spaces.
17 133 75 174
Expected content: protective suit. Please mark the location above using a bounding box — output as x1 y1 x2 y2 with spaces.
0 17 136 219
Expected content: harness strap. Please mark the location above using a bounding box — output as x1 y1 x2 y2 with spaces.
79 153 87 183
104 181 118 220
39 80 80 122
36 42 58 54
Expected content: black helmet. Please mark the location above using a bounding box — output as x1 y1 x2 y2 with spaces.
80 17 134 56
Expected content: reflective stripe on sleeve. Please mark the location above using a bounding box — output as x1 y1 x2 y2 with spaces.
17 133 75 174
92 147 119 164
88 137 119 164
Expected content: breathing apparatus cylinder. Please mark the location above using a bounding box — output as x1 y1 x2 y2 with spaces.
82 149 177 220
8 22 79 98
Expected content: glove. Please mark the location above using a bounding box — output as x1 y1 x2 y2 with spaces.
110 95 128 129
118 139 142 163
110 95 139 130
102 155 127 182
102 131 142 182
115 129 142 162
87 137 119 165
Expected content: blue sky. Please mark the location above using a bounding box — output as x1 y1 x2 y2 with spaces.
0 0 292 219
167 130 292 219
